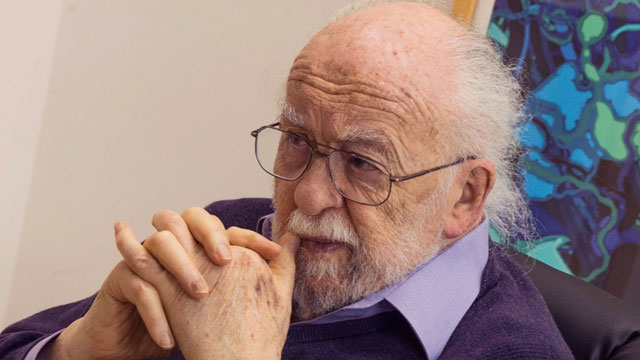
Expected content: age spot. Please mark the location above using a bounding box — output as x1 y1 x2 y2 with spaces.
273 293 281 309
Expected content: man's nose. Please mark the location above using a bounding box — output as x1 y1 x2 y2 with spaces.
293 154 344 216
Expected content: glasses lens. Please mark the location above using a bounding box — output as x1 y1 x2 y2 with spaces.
329 152 391 205
256 127 310 180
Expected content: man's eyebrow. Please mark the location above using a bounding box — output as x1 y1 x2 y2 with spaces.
336 127 389 144
280 103 304 127
336 127 397 163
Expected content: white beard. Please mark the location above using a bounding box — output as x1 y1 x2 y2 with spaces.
272 192 447 321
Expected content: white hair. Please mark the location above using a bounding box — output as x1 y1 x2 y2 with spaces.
445 20 533 244
329 0 534 244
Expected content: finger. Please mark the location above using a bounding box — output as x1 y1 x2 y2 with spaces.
109 262 175 350
269 232 300 295
144 230 210 298
152 209 197 255
181 207 232 265
114 221 165 286
226 227 282 260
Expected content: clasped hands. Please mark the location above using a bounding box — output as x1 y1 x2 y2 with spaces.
49 207 299 360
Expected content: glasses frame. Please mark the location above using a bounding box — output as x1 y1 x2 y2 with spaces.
251 122 475 206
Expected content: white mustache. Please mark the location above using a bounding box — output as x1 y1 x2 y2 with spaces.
285 209 360 247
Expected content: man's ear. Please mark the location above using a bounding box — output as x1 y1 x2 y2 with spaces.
443 159 496 239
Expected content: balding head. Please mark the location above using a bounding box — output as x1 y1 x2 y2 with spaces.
288 2 465 149
299 2 461 87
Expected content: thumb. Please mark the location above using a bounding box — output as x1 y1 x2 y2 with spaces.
269 232 300 294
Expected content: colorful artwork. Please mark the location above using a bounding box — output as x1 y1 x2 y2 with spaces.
489 0 640 302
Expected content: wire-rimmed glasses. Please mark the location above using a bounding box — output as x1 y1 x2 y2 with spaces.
251 122 474 206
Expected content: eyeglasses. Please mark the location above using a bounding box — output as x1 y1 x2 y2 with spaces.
251 122 474 206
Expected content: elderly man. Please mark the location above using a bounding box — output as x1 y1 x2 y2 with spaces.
1 2 573 359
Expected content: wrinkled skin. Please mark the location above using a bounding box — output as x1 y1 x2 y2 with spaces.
140 237 297 360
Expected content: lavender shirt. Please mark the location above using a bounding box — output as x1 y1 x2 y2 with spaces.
260 214 489 360
27 216 488 360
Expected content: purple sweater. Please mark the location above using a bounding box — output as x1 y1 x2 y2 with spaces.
0 198 573 359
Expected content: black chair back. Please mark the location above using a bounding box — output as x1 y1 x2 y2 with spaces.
511 251 640 359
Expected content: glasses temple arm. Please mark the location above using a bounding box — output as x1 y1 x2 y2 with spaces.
390 156 476 183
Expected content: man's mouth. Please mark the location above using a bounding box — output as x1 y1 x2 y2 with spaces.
300 236 346 253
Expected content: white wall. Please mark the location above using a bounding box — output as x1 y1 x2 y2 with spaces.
2 0 494 328
0 0 65 327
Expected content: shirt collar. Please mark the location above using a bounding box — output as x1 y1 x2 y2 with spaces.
383 220 489 359
258 214 489 360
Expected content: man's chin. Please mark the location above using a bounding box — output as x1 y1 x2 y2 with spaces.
292 252 355 320
298 273 345 293
294 246 351 278
292 276 350 321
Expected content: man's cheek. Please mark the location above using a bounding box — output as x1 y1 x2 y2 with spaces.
274 179 295 207
273 181 297 232
347 209 382 247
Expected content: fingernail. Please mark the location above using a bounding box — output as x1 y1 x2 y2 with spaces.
159 332 174 348
191 278 209 295
114 221 125 234
217 243 232 260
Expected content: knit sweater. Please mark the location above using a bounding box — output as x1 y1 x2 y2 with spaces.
0 198 573 360
280 241 574 360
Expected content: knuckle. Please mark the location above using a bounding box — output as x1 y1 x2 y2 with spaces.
111 261 130 279
152 209 175 226
145 231 172 249
163 215 185 231
130 254 155 273
231 247 269 272
131 279 154 299
181 206 202 218
156 230 174 242
226 226 244 240
251 232 265 242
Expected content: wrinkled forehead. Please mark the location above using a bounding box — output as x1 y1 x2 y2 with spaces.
283 51 434 150
280 83 441 172
282 80 412 145
281 3 463 155
286 34 450 136
280 100 393 146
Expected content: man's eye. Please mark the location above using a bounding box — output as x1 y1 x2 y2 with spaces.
286 133 307 147
348 156 376 171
